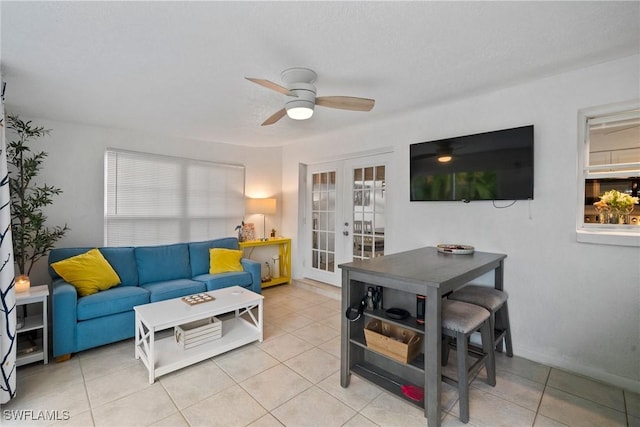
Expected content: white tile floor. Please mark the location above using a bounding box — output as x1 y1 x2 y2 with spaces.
3 281 639 427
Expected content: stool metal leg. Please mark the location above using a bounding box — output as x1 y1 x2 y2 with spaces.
493 303 513 357
442 336 451 366
490 311 502 353
501 301 513 357
456 331 470 424
481 320 496 387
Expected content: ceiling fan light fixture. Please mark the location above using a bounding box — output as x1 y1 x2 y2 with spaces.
437 155 452 163
285 98 315 120
287 105 314 120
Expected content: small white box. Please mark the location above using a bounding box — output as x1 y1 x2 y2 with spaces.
175 317 222 349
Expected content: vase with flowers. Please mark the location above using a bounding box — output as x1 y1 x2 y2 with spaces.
594 189 639 224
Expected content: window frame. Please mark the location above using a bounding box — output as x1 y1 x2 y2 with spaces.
576 100 640 247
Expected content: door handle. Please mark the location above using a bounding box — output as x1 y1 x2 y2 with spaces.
343 231 349 236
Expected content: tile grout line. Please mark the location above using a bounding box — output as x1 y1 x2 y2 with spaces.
79 356 98 427
543 370 629 415
622 391 630 427
157 377 191 427
530 364 553 426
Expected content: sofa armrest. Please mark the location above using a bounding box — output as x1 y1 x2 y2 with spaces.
52 280 78 357
241 258 262 294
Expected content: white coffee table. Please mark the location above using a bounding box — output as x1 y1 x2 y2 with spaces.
134 286 263 383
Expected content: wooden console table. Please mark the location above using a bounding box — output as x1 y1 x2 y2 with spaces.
339 246 506 427
239 237 291 288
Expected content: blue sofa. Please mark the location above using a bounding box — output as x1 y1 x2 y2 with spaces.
48 237 261 358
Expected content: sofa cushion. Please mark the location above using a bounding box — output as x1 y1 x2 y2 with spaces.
51 249 121 297
135 243 192 285
141 279 206 302
194 271 253 291
209 248 243 274
77 286 150 321
189 238 239 276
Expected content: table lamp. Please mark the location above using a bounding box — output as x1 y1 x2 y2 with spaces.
246 198 276 241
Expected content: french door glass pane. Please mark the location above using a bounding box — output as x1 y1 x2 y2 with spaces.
352 165 385 260
311 171 336 273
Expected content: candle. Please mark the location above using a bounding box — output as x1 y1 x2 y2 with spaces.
15 275 30 293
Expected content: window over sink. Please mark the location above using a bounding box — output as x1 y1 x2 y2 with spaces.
577 101 640 247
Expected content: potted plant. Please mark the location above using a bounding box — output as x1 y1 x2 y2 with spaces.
6 115 69 283
594 189 639 224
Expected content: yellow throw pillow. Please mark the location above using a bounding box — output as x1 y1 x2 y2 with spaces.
209 248 244 275
51 248 121 297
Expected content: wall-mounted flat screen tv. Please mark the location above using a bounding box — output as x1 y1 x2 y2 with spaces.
410 125 534 201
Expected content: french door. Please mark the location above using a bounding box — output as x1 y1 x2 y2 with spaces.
305 154 388 286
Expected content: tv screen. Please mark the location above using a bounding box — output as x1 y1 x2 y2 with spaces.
410 125 534 201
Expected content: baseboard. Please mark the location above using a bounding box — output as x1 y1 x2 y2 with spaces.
517 345 640 394
293 278 341 301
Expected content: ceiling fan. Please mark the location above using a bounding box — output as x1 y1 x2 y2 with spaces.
246 67 375 126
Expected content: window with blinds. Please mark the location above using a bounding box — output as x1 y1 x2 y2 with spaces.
105 149 245 246
576 102 640 246
582 109 640 227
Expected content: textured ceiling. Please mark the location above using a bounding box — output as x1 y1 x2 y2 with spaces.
2 1 639 147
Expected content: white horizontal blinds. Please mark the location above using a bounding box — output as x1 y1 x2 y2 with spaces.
587 109 640 177
105 149 245 246
185 160 245 241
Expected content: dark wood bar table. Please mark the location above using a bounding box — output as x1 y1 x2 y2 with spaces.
339 246 507 427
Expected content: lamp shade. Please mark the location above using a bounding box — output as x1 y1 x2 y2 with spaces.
246 198 277 215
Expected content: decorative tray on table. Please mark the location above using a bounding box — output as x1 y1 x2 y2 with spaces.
437 244 475 255
181 293 216 306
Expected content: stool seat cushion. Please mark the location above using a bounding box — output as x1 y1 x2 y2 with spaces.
442 300 490 334
449 285 508 311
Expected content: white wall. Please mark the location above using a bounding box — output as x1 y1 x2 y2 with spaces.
281 55 640 391
15 120 282 285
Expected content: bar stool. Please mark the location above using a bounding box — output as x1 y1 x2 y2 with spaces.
448 284 513 356
441 299 496 424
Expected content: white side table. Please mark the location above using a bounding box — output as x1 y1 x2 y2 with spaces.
15 284 49 366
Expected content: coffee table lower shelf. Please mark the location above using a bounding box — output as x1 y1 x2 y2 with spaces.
138 317 259 383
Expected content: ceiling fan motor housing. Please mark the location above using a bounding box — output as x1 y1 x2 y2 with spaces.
285 82 317 120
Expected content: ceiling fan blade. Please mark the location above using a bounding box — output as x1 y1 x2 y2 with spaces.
261 108 287 126
316 96 375 112
245 77 296 97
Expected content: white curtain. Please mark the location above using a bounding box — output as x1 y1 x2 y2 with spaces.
0 94 17 403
